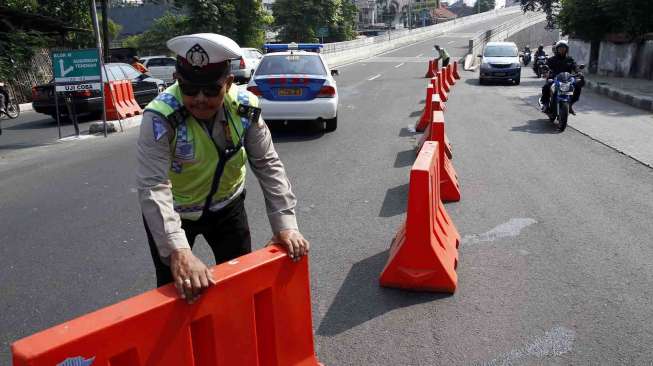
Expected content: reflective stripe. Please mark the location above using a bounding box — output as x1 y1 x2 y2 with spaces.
153 92 182 111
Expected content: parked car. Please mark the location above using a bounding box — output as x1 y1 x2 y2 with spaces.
230 48 264 83
32 63 166 120
140 56 176 85
478 41 522 85
246 43 339 132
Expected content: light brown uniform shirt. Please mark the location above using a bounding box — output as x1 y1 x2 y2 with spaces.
137 104 297 259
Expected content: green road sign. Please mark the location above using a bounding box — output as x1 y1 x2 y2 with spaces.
52 49 102 83
317 27 329 38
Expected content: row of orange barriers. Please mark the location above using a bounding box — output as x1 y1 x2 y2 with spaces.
104 80 143 120
380 59 462 292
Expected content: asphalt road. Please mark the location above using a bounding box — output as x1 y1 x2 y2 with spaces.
2 12 653 365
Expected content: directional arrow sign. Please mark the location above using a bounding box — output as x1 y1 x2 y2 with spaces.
52 49 102 83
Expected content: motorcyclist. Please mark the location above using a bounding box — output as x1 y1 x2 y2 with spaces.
524 45 531 54
540 40 584 115
534 44 546 58
0 82 8 135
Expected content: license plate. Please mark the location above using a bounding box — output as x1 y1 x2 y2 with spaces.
279 88 302 96
494 73 506 77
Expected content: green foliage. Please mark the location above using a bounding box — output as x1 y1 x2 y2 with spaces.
473 0 496 13
122 12 189 54
520 0 653 40
273 0 359 43
171 0 269 48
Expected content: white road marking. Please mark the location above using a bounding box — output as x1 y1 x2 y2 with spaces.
394 63 405 68
447 40 456 44
58 135 96 142
367 74 381 81
484 326 576 365
462 218 537 245
416 53 424 57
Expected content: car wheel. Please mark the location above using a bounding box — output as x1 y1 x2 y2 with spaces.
514 77 521 85
479 77 485 85
325 116 337 132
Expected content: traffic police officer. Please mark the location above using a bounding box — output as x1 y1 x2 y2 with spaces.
137 33 309 304
434 45 450 67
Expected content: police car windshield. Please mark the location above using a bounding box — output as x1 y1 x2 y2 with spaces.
256 55 326 76
484 46 518 57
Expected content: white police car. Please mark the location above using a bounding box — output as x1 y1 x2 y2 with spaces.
246 43 339 132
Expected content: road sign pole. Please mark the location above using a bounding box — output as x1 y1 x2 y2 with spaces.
90 0 108 138
54 87 62 139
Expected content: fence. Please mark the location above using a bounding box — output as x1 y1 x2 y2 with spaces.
7 49 53 104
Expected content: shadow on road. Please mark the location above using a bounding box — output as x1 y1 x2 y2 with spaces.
379 183 409 217
510 119 560 134
394 149 415 168
399 127 416 137
409 110 422 118
316 250 450 336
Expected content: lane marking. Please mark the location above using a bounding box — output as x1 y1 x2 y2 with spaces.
447 40 456 44
462 218 537 245
416 53 423 57
394 62 405 68
484 326 576 365
367 74 381 81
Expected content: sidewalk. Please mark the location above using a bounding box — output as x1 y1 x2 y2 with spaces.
585 75 653 112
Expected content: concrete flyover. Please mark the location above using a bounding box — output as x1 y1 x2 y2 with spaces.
322 6 523 68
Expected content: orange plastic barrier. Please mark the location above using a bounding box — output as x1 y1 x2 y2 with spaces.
113 81 134 117
434 73 448 102
12 246 323 366
103 82 127 121
425 60 435 78
121 80 143 116
452 61 461 80
415 85 434 132
416 106 452 160
428 112 460 202
380 141 460 293
446 64 456 86
440 69 451 93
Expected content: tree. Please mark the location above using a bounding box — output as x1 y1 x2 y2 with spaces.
122 12 189 54
273 0 358 43
170 0 270 47
520 0 653 41
473 0 496 13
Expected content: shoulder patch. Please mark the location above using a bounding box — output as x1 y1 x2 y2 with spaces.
152 115 168 141
237 104 262 128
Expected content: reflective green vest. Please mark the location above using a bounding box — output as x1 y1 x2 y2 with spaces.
145 83 259 220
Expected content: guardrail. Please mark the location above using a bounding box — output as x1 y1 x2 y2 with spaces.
321 6 523 67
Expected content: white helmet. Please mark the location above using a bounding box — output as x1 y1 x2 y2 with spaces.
554 40 569 51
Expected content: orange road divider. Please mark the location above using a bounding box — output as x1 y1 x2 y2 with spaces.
416 107 453 160
12 246 324 366
416 85 435 132
120 80 143 116
425 59 436 78
380 141 460 293
452 61 461 80
440 69 451 93
114 80 134 117
433 74 448 102
446 64 456 86
103 82 127 120
428 112 460 202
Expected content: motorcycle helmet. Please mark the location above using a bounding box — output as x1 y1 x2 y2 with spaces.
554 40 569 55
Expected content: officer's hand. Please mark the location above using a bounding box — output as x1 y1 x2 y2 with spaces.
170 248 217 304
266 229 310 262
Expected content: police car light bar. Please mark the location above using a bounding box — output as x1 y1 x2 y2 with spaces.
263 43 323 53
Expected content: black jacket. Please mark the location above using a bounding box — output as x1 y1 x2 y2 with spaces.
546 55 577 77
534 49 546 58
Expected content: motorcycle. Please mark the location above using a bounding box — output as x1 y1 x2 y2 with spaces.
0 82 20 135
538 64 585 132
533 55 547 78
521 50 532 66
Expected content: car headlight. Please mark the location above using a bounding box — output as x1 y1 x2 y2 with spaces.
480 62 490 69
511 63 521 68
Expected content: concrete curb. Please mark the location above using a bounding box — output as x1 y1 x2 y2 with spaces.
585 80 653 112
88 115 142 134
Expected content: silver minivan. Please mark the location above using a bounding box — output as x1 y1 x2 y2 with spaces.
478 41 522 85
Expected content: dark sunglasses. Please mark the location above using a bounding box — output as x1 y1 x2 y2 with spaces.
178 81 225 97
